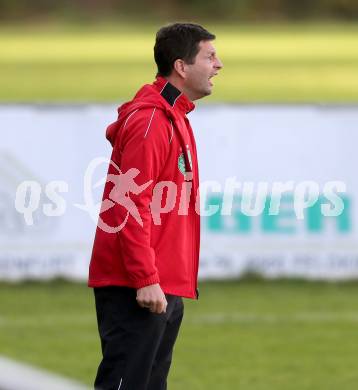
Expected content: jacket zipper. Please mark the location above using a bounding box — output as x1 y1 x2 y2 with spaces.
185 118 200 300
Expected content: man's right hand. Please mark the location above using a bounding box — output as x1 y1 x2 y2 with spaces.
136 283 168 314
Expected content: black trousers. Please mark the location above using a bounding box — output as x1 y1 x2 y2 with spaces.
93 286 184 390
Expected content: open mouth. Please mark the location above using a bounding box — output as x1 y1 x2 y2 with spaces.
208 73 218 86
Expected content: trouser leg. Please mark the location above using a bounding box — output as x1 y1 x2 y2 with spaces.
147 296 184 390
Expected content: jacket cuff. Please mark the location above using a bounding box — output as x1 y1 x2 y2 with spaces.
133 273 160 289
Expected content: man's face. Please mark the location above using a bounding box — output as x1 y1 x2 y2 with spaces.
184 40 223 100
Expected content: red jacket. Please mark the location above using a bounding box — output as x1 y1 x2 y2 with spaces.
88 76 200 299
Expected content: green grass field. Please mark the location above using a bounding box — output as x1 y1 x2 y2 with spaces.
2 279 358 389
1 22 358 102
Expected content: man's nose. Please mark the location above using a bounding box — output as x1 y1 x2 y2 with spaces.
215 57 223 70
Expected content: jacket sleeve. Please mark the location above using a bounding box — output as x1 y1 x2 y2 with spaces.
110 107 171 288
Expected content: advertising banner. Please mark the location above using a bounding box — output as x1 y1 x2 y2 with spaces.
1 104 357 280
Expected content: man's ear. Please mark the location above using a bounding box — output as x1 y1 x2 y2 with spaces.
173 59 186 79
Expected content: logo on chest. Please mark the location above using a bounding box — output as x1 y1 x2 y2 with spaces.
178 145 193 176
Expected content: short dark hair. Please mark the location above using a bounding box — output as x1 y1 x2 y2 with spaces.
154 23 216 77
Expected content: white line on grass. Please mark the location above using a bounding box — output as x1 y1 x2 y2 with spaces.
187 312 358 325
0 356 89 390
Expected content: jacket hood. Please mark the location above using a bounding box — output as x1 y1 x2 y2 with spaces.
106 83 181 147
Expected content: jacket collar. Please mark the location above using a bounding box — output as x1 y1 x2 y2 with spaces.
153 76 195 115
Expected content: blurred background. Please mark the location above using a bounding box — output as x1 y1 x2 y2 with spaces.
1 1 358 389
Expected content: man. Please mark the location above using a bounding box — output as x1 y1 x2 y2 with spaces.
88 22 223 390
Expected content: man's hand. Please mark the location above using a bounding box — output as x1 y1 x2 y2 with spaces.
136 283 167 314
